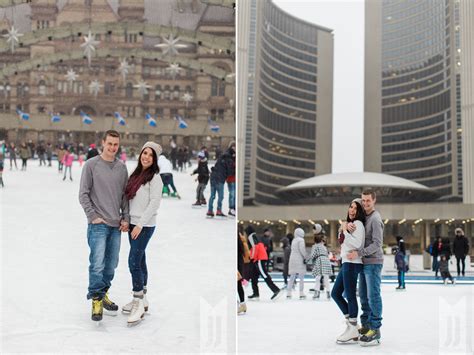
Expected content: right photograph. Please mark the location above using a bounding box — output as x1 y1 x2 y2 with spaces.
236 0 474 353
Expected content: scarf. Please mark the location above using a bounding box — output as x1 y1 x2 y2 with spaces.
125 172 147 200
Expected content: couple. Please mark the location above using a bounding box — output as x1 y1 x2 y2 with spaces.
79 130 163 325
331 189 384 346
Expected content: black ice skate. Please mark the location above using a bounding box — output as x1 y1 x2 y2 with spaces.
103 292 118 316
359 329 381 347
192 200 202 208
91 297 103 322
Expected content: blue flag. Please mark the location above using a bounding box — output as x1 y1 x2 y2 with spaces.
80 111 93 125
16 109 30 121
208 117 220 133
145 113 157 127
175 114 188 129
114 112 126 126
50 113 61 123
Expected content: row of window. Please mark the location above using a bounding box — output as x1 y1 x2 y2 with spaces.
255 156 312 179
258 105 316 140
382 72 445 96
382 59 445 87
258 136 316 160
382 154 451 172
255 170 299 190
382 143 450 163
257 146 316 170
382 111 449 134
382 81 446 106
382 132 450 153
258 124 316 150
382 121 447 144
382 54 444 79
382 90 450 124
260 80 317 112
260 94 316 122
261 61 317 93
260 69 317 101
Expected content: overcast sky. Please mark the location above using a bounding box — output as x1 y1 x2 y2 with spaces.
274 0 365 173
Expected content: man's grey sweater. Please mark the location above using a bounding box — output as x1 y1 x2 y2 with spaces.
79 155 129 227
359 210 384 265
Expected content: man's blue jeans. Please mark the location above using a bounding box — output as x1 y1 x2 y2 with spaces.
331 262 363 318
208 182 224 212
128 225 155 292
87 224 121 300
359 263 383 330
227 182 235 210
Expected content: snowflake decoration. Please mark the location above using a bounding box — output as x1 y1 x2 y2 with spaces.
88 80 102 97
181 92 193 107
165 63 183 79
80 31 100 67
134 80 151 98
65 69 78 84
117 58 131 81
3 26 24 53
154 34 187 56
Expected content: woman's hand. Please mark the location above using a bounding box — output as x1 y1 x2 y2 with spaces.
131 225 143 239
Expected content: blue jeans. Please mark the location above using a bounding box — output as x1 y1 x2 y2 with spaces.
128 225 155 292
87 224 121 299
359 264 383 330
398 270 405 287
227 181 235 209
331 262 363 318
208 182 224 212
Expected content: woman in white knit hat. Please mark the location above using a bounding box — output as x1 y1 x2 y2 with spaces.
122 141 163 325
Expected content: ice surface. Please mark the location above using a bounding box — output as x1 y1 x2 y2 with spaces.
0 160 235 353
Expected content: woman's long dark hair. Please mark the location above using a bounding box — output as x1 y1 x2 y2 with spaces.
346 201 366 224
130 147 160 182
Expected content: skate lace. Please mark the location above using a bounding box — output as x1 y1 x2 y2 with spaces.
131 299 140 312
92 300 102 314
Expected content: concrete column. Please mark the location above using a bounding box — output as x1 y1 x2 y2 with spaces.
423 221 431 251
329 221 337 248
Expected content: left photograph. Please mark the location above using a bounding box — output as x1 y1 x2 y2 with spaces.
0 0 236 353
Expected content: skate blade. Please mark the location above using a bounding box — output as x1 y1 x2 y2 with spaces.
127 315 145 327
359 339 381 347
336 338 358 345
104 309 118 316
191 205 202 209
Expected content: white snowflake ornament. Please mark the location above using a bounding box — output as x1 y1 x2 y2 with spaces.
154 34 187 56
118 58 131 81
3 26 24 53
80 31 100 67
181 92 193 107
89 80 102 97
134 80 151 98
165 63 183 79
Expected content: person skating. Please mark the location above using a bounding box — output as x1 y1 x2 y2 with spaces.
62 148 74 181
429 236 445 278
308 224 332 300
122 142 163 325
281 233 293 287
439 255 455 285
57 144 66 173
206 156 228 218
79 130 130 322
19 142 30 171
158 153 180 198
347 190 384 346
0 153 4 187
333 199 366 344
221 141 236 216
191 151 209 207
245 225 282 301
452 228 469 277
86 143 99 160
7 142 17 170
238 226 251 315
394 243 407 291
287 228 307 300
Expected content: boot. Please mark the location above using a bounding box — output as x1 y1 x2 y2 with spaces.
122 288 149 313
192 200 201 207
103 292 118 315
206 211 215 218
200 199 207 206
127 291 145 325
216 210 226 217
238 302 247 315
313 290 320 299
336 318 359 344
359 328 381 346
91 297 103 322
326 291 331 300
299 293 306 300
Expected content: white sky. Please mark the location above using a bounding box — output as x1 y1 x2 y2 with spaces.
274 0 365 173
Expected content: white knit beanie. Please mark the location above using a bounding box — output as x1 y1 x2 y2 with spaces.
141 141 162 157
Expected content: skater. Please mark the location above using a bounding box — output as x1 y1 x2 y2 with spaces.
37 143 46 166
238 226 250 315
347 190 384 346
452 228 469 277
331 199 365 344
169 139 177 170
158 153 180 198
206 156 228 218
0 153 4 187
429 236 445 278
46 142 53 167
308 224 332 300
7 142 17 170
281 233 293 287
287 227 307 300
122 142 163 325
245 225 282 301
62 148 74 181
86 143 99 160
79 130 130 322
57 144 66 172
222 141 236 216
394 244 407 290
439 255 455 285
191 151 210 207
19 142 30 171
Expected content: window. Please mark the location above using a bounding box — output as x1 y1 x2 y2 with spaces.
125 82 133 98
173 85 180 100
104 82 115 95
38 80 47 96
154 85 162 100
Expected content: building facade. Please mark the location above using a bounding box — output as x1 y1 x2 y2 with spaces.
0 0 235 151
239 0 333 206
364 0 464 200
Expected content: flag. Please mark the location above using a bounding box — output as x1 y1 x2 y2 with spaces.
50 113 61 123
208 117 220 133
80 111 93 124
145 113 157 127
16 109 30 121
114 112 126 126
174 114 188 129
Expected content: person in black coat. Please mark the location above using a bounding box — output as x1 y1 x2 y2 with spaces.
430 236 445 278
281 233 293 286
206 155 228 217
191 152 210 206
452 228 469 277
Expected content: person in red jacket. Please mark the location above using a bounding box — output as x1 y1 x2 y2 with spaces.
245 225 282 301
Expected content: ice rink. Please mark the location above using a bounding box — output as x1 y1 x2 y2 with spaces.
0 159 235 353
238 277 474 354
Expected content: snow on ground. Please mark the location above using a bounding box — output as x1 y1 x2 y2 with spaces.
0 160 235 354
238 279 474 354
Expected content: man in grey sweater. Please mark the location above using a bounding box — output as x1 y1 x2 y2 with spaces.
79 130 130 322
347 189 383 346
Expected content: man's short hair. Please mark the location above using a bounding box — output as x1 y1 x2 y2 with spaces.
362 189 376 200
103 130 120 141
